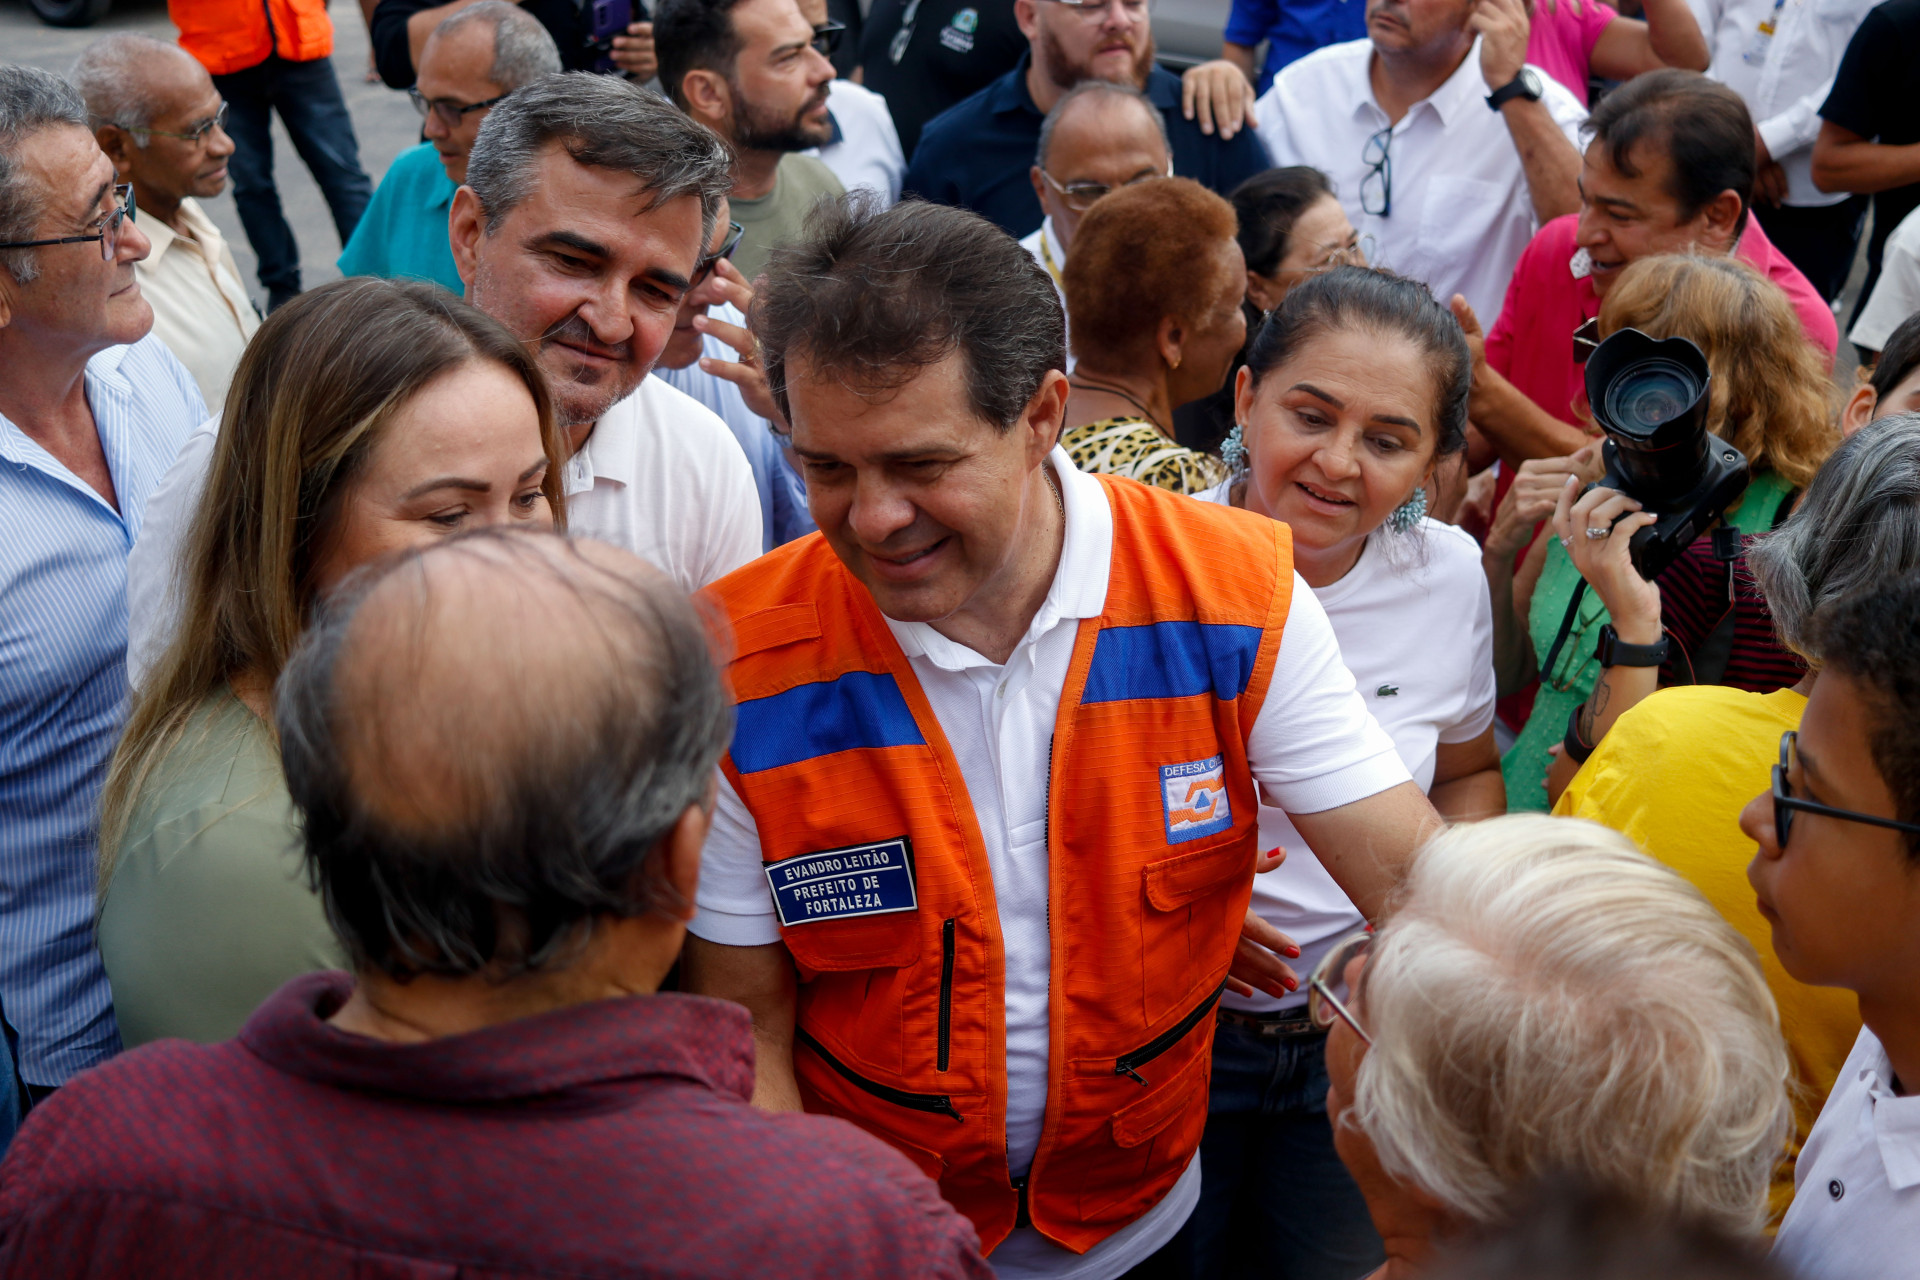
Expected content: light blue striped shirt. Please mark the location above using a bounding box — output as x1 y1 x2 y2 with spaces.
0 336 203 1085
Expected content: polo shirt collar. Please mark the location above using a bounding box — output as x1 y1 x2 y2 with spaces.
989 50 1042 117
1858 1040 1920 1191
562 389 644 497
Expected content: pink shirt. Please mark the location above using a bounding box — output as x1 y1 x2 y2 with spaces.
1525 0 1619 106
1485 214 1839 449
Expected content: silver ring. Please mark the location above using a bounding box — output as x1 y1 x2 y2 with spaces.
1584 526 1612 540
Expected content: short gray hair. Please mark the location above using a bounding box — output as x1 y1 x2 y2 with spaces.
465 73 732 238
0 64 89 285
430 0 562 92
69 34 199 137
1035 80 1168 170
1747 413 1920 664
1352 815 1792 1236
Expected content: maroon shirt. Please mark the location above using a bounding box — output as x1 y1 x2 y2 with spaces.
0 972 991 1279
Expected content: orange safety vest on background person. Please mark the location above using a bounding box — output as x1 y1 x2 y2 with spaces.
170 0 334 78
708 474 1293 1256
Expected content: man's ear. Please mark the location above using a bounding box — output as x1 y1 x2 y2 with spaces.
1030 165 1048 215
658 789 714 923
1698 189 1746 251
1023 367 1071 457
94 126 135 180
448 185 486 297
680 69 733 131
1014 0 1041 40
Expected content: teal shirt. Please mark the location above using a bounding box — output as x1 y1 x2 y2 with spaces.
337 142 462 295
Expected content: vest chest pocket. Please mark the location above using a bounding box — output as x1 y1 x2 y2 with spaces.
1137 833 1255 1023
768 836 924 972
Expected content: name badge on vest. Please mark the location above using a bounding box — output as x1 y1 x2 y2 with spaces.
766 837 919 927
1162 755 1232 844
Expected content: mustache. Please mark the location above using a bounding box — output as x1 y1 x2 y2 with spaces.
535 312 633 364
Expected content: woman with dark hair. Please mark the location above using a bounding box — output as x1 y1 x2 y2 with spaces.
1842 311 1920 432
1186 265 1504 1279
98 277 568 1048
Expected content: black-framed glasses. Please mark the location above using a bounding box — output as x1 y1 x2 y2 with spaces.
1039 164 1170 212
407 87 508 129
1573 316 1601 365
0 183 135 262
691 221 745 286
1772 730 1920 847
811 19 847 56
1307 930 1373 1047
140 101 229 145
1360 125 1392 218
887 0 922 63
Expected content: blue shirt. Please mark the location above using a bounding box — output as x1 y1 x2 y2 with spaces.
1225 0 1369 94
336 142 462 295
902 52 1273 238
0 336 203 1085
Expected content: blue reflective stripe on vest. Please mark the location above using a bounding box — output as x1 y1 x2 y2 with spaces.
732 669 927 773
1082 621 1264 704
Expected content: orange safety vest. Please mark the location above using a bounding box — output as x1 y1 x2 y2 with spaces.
170 0 334 77
708 475 1293 1255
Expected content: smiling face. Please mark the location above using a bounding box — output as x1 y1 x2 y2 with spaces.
1234 325 1440 582
310 358 554 594
417 18 505 185
1030 92 1170 250
787 350 1063 625
453 144 705 434
1018 0 1155 94
1576 142 1740 298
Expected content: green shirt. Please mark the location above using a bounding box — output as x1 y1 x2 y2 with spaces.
99 689 339 1047
729 154 844 281
336 142 463 296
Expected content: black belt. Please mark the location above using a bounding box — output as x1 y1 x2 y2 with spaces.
1215 1006 1323 1039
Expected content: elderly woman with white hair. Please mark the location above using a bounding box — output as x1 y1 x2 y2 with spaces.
1315 814 1793 1276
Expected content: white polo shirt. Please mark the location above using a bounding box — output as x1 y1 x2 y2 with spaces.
1255 37 1587 324
692 449 1409 1279
808 79 908 207
1773 1025 1920 1280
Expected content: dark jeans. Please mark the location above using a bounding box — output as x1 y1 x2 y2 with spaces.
1754 195 1869 304
1185 1016 1384 1280
213 54 373 309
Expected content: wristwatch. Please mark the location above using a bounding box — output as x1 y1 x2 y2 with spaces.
1594 624 1669 668
1486 68 1544 111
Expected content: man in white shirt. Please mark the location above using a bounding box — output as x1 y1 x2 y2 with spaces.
71 36 260 414
685 197 1440 1280
1690 0 1876 300
1255 0 1586 324
1740 576 1920 1279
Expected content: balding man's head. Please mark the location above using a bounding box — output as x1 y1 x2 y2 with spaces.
1030 81 1170 250
72 35 233 215
277 529 734 980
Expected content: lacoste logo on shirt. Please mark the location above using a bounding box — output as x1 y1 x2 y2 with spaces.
1376 684 1399 697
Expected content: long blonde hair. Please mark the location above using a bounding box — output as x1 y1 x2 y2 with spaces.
98 278 566 876
1597 253 1838 490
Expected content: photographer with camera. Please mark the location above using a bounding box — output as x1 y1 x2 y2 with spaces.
1488 252 1838 811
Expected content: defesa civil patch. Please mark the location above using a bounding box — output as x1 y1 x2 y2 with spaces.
766 837 918 927
1161 755 1232 844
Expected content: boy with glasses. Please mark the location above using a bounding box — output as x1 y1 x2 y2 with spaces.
1743 576 1920 1279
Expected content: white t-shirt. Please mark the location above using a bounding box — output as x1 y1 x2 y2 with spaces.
692 450 1410 1279
1195 491 1497 1012
1851 204 1920 353
1255 37 1586 325
1773 1025 1920 1280
125 379 763 690
807 79 908 207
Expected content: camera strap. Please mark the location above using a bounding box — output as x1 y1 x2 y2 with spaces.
1539 579 1590 688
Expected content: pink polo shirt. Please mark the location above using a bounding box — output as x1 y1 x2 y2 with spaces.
1525 0 1618 106
1484 214 1838 448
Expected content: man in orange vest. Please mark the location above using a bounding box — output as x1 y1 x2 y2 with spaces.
167 0 372 310
685 197 1441 1279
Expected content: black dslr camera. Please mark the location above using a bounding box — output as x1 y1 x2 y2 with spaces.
1583 327 1750 581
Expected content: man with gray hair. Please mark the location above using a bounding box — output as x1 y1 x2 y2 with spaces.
0 66 203 1095
0 529 992 1278
73 35 259 413
338 0 560 294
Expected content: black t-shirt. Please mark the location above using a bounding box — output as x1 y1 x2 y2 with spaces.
857 0 1025 158
1819 0 1920 268
371 0 633 87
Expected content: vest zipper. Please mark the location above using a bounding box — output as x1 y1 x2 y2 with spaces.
938 918 956 1072
1010 1173 1033 1229
797 1027 963 1121
1113 980 1228 1086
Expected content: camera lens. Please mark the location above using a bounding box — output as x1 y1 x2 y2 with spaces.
1603 359 1703 434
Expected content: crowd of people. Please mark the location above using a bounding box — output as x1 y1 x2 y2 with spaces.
2 0 1920 1274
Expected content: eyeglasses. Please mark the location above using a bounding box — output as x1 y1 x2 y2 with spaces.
0 183 135 262
887 0 923 63
140 101 229 145
1039 164 1169 213
1041 0 1154 20
811 19 847 56
407 87 508 129
691 221 745 287
1772 730 1920 847
1361 125 1393 217
1573 316 1601 365
1307 930 1373 1047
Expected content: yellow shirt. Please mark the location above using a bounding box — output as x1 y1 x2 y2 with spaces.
1556 684 1861 1227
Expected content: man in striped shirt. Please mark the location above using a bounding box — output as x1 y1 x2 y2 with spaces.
0 67 205 1095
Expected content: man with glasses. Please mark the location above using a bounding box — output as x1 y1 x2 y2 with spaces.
71 36 259 416
0 66 206 1100
903 0 1271 238
338 1 561 295
656 0 848 280
1743 576 1920 1279
1254 0 1586 330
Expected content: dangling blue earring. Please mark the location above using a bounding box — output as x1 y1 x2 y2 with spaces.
1222 423 1249 478
1386 487 1428 534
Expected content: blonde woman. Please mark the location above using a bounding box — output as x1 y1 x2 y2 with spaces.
97 277 567 1047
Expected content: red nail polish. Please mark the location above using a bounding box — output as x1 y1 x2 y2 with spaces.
1283 976 1298 991
1285 947 1301 958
